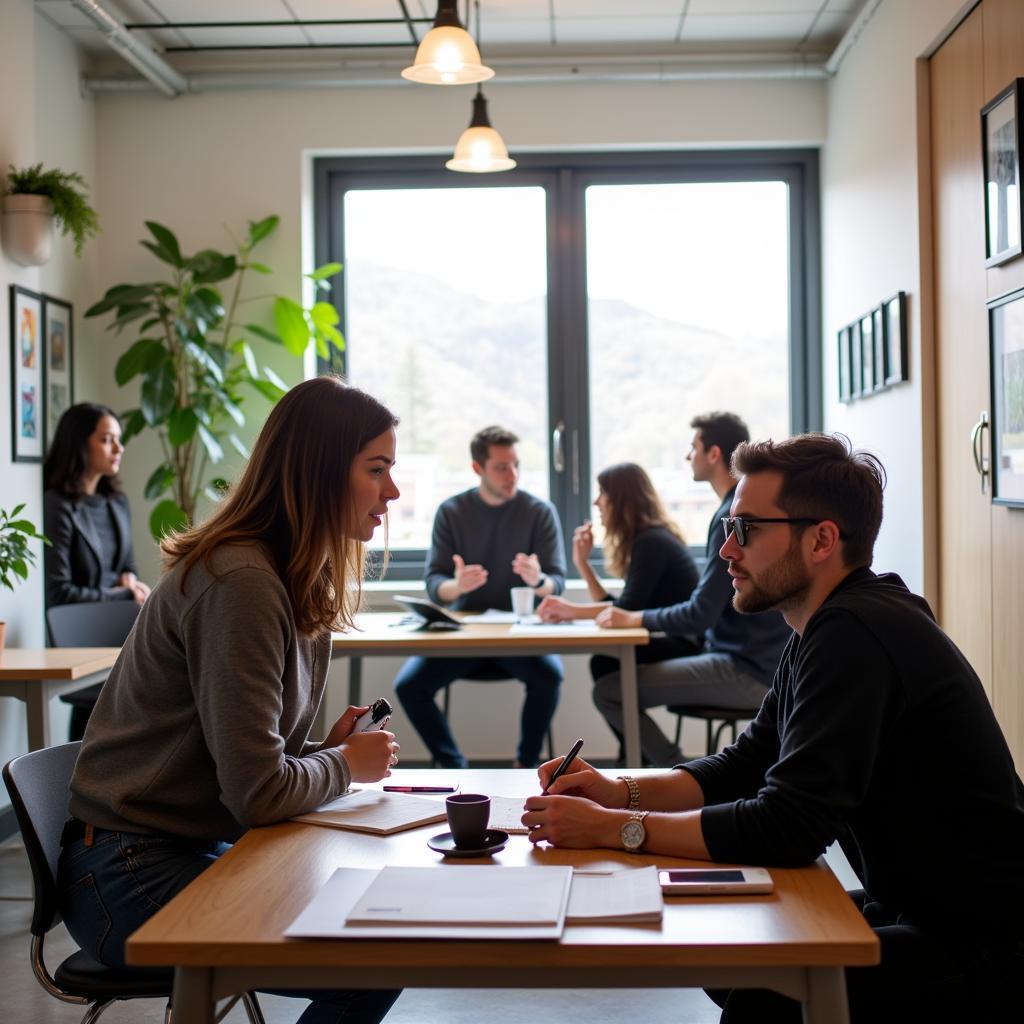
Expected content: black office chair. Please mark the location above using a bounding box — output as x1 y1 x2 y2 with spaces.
2 742 266 1024
667 704 760 757
47 601 141 741
436 665 556 767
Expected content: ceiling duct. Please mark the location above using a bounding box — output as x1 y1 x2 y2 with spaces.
70 0 187 97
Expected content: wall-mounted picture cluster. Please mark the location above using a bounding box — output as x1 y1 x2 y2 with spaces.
8 285 75 463
981 78 1023 267
837 291 908 403
989 286 1024 507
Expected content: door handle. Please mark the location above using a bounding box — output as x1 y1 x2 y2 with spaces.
970 411 990 495
552 421 565 473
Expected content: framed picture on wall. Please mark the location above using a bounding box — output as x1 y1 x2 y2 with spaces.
8 285 44 463
850 319 863 397
872 305 886 391
838 326 852 402
981 79 1024 267
860 313 875 393
884 291 909 385
42 295 74 451
989 287 1024 506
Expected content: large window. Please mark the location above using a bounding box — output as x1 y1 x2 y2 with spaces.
315 152 820 574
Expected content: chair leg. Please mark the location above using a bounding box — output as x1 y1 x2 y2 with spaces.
242 992 267 1024
673 714 683 750
705 718 715 756
79 1000 115 1024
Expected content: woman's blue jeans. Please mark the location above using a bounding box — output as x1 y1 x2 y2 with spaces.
57 827 400 1024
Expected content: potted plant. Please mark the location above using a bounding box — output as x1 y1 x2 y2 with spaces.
0 504 49 653
2 163 100 265
86 216 344 538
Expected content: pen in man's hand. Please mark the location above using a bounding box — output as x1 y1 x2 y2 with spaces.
542 737 584 794
382 786 457 793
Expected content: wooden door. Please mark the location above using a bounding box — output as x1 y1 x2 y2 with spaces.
930 7 992 694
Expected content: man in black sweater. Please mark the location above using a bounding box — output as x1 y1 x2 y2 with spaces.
394 426 566 769
523 433 1024 1022
594 412 791 764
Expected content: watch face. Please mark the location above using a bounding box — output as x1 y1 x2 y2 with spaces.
622 819 645 849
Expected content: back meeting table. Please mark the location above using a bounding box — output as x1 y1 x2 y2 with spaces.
0 647 119 750
127 768 879 1024
331 612 651 766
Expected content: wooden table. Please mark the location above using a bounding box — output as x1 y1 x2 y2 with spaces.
332 613 651 766
127 769 878 1024
0 647 119 750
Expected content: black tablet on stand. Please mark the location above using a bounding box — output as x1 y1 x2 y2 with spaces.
393 595 462 631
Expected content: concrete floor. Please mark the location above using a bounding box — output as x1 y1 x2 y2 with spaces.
0 836 725 1024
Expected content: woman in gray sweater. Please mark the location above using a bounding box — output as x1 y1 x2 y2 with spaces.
58 377 403 1024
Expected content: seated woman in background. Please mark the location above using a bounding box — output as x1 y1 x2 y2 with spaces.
537 461 702 684
58 377 403 1024
43 403 151 739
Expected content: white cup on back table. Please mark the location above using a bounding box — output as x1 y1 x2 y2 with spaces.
510 586 535 620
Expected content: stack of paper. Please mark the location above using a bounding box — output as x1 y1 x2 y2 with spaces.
567 866 663 924
488 795 530 835
292 788 446 835
285 865 573 940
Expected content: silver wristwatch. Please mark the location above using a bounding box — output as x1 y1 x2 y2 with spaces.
617 775 640 810
620 810 649 852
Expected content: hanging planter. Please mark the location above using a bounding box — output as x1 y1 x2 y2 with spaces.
1 193 56 266
1 164 99 266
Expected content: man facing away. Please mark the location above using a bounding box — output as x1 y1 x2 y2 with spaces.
523 433 1024 1023
593 412 791 765
394 426 566 769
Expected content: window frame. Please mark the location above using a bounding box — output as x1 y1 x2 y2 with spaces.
314 149 821 580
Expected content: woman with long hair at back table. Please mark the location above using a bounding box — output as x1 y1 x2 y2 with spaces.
538 463 702 756
57 377 404 1024
43 402 152 739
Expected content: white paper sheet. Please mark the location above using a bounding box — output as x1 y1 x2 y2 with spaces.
285 867 569 940
508 620 602 635
567 867 663 924
292 788 446 835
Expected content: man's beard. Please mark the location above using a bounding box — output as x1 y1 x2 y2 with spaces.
731 540 811 615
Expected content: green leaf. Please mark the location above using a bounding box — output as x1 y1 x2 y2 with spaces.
273 297 309 356
115 339 165 386
262 365 287 390
9 519 37 535
216 392 245 427
149 499 188 541
307 262 342 281
248 215 279 245
245 323 282 345
189 250 236 285
9 504 25 518
228 433 250 458
143 463 176 499
309 301 340 327
197 423 224 463
249 378 286 402
85 284 156 318
167 407 199 447
185 341 225 384
140 360 177 425
144 221 183 267
246 261 272 274
120 408 146 444
237 340 259 378
12 559 28 579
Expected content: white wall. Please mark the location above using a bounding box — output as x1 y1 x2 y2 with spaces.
1 0 98 803
822 0 971 599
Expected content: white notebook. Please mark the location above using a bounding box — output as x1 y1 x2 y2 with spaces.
292 788 446 835
488 795 531 835
567 867 663 924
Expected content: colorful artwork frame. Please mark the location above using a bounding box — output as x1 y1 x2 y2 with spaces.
9 285 44 463
42 295 74 451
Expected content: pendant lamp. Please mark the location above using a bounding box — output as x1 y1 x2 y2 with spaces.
446 87 516 173
401 0 494 85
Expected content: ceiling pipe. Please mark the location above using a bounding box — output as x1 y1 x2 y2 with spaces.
83 53 830 94
70 0 187 97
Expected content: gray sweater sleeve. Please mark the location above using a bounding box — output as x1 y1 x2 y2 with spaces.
534 500 567 594
180 566 350 828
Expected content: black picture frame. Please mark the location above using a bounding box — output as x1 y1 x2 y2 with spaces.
9 284 44 463
42 295 74 452
850 319 863 397
837 326 852 402
884 291 908 385
860 313 875 393
872 306 886 391
981 79 1024 267
989 286 1024 506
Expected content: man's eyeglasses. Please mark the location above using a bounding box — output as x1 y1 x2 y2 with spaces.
721 516 822 547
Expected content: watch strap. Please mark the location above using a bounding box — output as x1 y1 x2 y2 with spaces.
617 774 640 810
531 573 548 590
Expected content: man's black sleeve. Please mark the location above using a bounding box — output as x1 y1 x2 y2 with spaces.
424 505 457 605
534 501 566 595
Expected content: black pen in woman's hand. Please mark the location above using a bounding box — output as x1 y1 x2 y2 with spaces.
542 737 584 794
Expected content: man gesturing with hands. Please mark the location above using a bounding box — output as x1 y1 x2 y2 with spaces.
395 426 566 768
